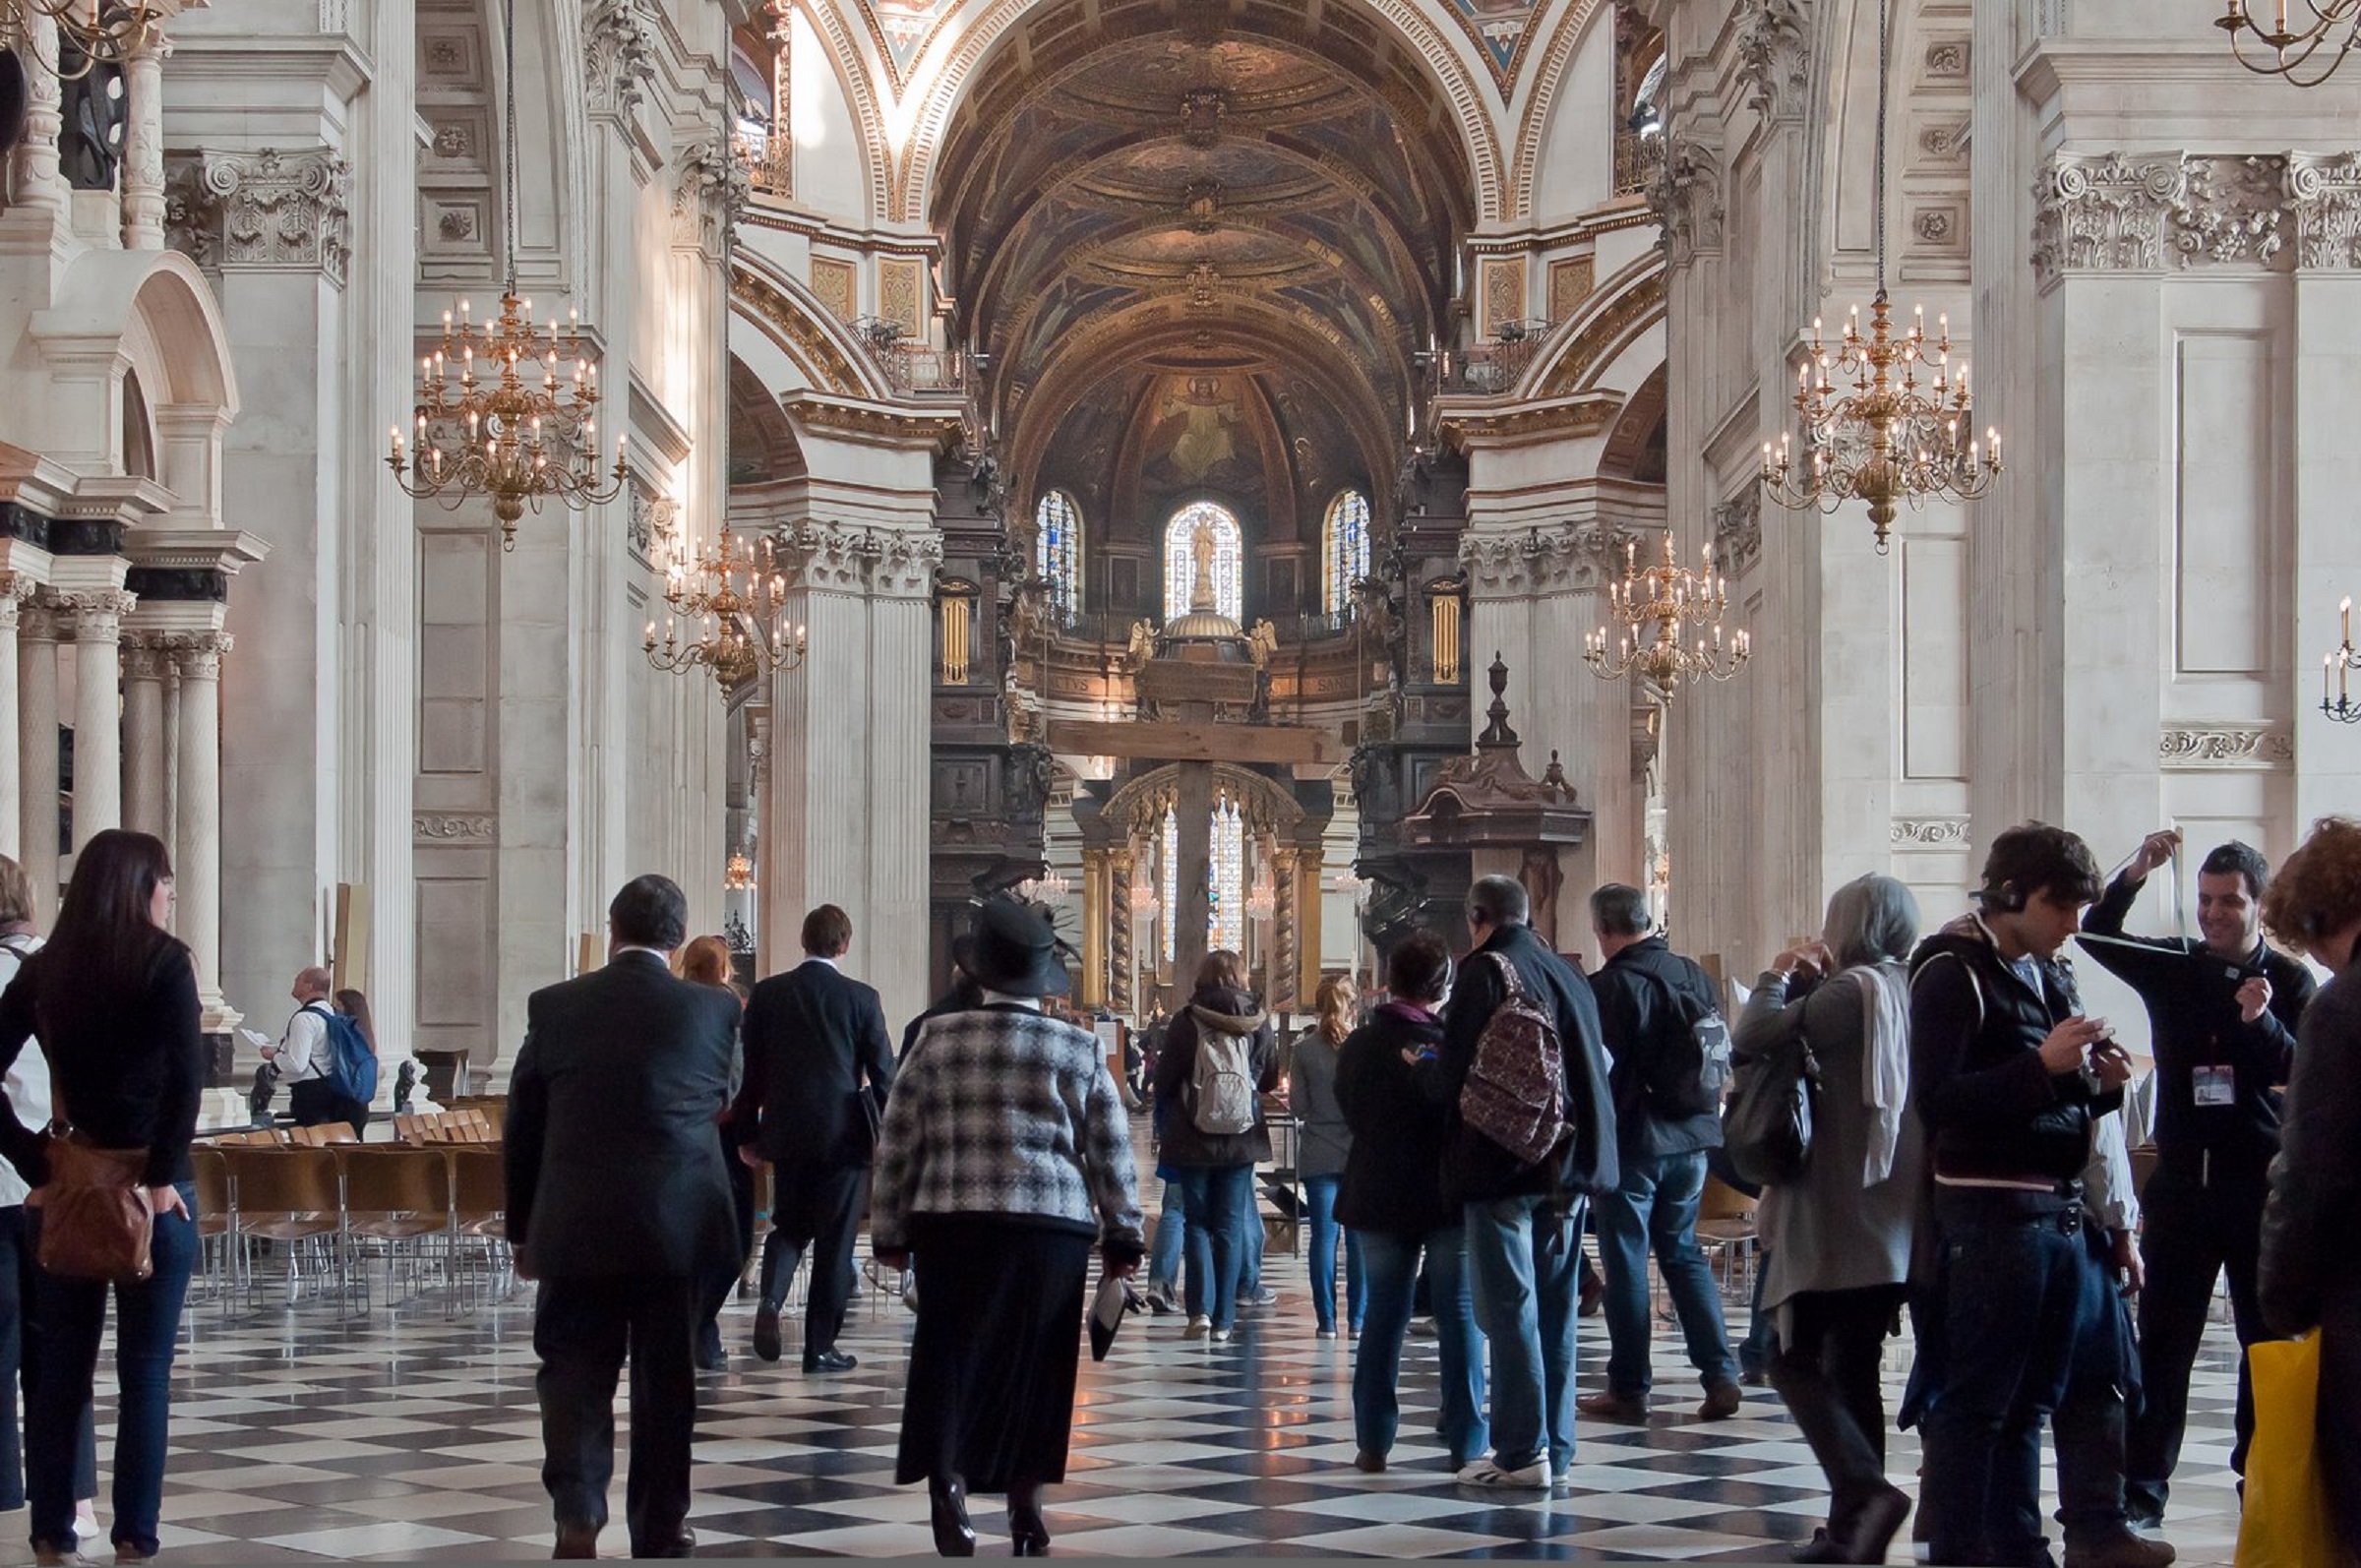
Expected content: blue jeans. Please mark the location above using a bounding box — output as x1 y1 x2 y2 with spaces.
1147 1181 1186 1289
1465 1194 1584 1473
1356 1226 1485 1465
26 1182 198 1558
1920 1193 2129 1566
1238 1174 1265 1296
1302 1176 1363 1333
1596 1150 1739 1396
1174 1164 1251 1330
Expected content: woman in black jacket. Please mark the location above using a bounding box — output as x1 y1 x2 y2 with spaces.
1150 950 1276 1342
1334 932 1486 1473
0 830 203 1566
2258 814 2361 1564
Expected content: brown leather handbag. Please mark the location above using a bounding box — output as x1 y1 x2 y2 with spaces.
31 1080 154 1284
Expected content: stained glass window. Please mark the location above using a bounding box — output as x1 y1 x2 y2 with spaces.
1164 501 1243 623
1036 490 1082 627
1160 807 1180 965
1323 490 1370 615
1210 796 1244 951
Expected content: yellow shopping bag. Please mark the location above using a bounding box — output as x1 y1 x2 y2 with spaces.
2238 1333 2344 1567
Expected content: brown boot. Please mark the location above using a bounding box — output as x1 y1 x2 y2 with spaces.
1576 1389 1649 1421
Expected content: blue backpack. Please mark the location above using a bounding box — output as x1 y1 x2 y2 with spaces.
312 1005 379 1106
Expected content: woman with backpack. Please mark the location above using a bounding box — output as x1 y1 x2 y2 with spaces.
0 830 204 1567
1292 973 1364 1340
1150 950 1278 1343
1731 873 1922 1565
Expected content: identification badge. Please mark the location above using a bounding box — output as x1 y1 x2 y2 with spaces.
2193 1065 2237 1107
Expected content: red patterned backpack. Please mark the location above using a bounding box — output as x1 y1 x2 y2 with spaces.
1458 953 1568 1168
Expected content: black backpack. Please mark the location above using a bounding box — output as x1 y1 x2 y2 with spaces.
1724 1015 1820 1185
1642 964 1734 1120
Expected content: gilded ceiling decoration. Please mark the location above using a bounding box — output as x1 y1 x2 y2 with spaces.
1443 0 1547 86
857 0 959 93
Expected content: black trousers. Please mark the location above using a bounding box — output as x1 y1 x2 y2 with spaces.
288 1079 370 1133
1771 1284 1907 1534
0 1205 97 1513
757 1161 865 1359
698 1130 757 1336
533 1273 699 1556
2127 1163 2267 1510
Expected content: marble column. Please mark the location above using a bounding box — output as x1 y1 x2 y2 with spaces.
122 635 170 838
1273 845 1300 1012
65 589 134 851
1173 764 1214 991
172 633 230 1015
1081 846 1109 1010
0 579 26 861
120 34 168 250
16 605 61 922
1109 845 1135 1016
6 12 65 218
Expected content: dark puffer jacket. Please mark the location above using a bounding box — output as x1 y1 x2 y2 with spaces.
1151 986 1278 1167
1333 1004 1455 1239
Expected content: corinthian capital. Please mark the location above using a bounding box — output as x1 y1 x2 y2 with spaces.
165 148 351 285
1647 137 1724 266
166 630 234 680
60 587 138 639
1734 0 1811 123
585 0 658 121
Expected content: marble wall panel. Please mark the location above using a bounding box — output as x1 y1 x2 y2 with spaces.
2172 330 2274 678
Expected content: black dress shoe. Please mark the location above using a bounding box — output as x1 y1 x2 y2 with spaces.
553 1522 599 1559
752 1301 782 1363
804 1348 857 1374
643 1528 697 1558
929 1474 976 1557
1009 1481 1051 1556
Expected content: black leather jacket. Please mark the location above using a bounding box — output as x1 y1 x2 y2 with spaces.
2262 971 2361 1337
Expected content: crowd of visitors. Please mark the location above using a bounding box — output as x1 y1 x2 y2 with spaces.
0 813 2356 1566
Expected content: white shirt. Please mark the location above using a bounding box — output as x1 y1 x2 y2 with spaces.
802 954 841 972
0 934 50 1207
276 1002 333 1082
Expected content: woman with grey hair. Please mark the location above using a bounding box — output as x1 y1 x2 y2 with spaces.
1733 873 1922 1564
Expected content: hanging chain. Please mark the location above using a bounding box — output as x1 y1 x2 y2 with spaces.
504 0 521 298
1873 0 1891 297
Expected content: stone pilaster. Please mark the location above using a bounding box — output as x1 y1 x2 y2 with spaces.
16 604 61 921
171 631 233 1025
0 577 29 861
121 634 170 838
63 588 135 850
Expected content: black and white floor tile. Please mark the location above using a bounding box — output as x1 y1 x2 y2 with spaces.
22 1255 2244 1562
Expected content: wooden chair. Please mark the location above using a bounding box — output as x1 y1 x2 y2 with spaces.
338 1147 454 1312
1695 1176 1761 1297
448 1146 513 1306
221 1147 345 1307
188 1145 237 1309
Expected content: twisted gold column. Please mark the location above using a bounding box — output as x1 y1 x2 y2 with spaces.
1110 845 1135 1017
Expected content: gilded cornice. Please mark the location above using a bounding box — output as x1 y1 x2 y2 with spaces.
731 269 868 397
786 396 964 450
1439 393 1620 448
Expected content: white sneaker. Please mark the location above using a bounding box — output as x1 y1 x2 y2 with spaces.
1316 1328 1338 1340
1456 1458 1549 1487
1211 1325 1234 1342
1183 1314 1210 1340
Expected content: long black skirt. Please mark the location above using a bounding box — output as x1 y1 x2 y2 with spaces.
895 1216 1092 1492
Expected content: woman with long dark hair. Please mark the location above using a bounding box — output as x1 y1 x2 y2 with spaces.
0 830 202 1566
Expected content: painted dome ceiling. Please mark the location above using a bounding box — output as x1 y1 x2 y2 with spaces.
934 0 1474 509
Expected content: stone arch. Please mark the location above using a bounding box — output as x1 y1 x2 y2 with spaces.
1816 0 1969 287
891 0 1509 226
1508 0 1614 222
1105 761 1305 840
788 0 896 223
1525 251 1665 399
729 251 889 401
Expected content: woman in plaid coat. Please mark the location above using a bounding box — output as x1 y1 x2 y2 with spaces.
872 899 1145 1556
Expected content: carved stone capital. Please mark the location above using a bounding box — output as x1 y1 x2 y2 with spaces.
1713 488 1763 578
1647 137 1724 266
1459 523 1636 597
773 522 945 600
2158 724 2294 769
2032 151 2319 288
1734 0 1811 123
164 630 233 680
59 587 137 641
122 635 174 683
584 0 658 121
672 138 750 254
0 573 34 627
165 148 351 285
1892 815 1971 848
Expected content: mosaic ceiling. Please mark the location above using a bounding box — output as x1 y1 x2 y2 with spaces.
935 0 1475 511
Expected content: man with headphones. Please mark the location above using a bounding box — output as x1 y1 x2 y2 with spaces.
1907 823 2172 1568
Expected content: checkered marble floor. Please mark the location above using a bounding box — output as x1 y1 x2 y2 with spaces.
24 1267 2244 1563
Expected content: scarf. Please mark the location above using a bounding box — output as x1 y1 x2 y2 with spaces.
1852 960 1912 1186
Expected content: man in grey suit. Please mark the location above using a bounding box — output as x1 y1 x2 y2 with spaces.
507 874 741 1560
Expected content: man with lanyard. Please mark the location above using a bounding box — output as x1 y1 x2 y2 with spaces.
2080 829 2315 1529
1908 823 2172 1568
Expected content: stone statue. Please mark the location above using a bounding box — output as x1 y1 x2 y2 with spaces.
1124 619 1155 673
1247 619 1279 670
1189 517 1218 612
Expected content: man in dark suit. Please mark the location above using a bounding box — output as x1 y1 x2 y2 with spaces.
732 903 895 1372
506 874 741 1560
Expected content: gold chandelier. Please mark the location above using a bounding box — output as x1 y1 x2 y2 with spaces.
1759 0 1999 552
1584 532 1749 694
15 0 164 78
724 849 757 891
387 0 624 549
643 523 807 690
2216 0 2361 84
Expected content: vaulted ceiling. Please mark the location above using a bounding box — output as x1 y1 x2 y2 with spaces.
933 0 1476 512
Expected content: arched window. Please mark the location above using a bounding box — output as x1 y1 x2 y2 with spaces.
1036 490 1083 627
1164 501 1243 623
1322 489 1370 615
1209 796 1244 952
